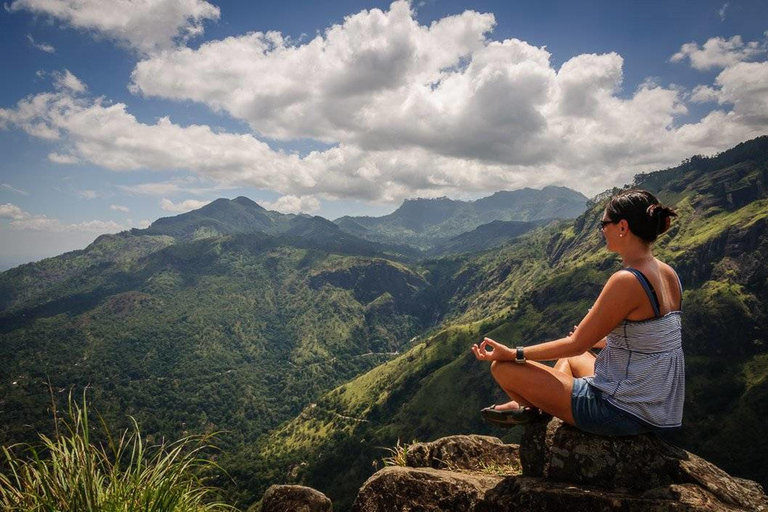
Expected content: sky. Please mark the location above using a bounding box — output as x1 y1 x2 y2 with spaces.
1 0 767 269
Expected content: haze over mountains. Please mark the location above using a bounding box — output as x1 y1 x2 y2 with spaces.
2 137 768 511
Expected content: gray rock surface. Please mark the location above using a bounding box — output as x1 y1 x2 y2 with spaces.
406 434 519 471
520 418 768 510
261 484 332 512
352 425 768 511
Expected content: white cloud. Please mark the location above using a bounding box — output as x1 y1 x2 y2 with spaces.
718 3 728 21
1 184 29 196
3 7 768 201
262 195 321 214
671 35 766 70
10 0 220 54
48 152 79 164
26 33 55 53
119 176 235 196
160 198 211 213
0 203 30 220
110 204 130 212
138 219 151 228
77 190 97 199
0 203 125 233
53 69 87 93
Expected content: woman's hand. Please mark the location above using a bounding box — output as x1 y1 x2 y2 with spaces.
471 337 514 362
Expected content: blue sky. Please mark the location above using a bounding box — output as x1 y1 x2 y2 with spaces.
1 0 767 269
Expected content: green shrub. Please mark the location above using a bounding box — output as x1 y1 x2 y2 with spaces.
0 395 236 512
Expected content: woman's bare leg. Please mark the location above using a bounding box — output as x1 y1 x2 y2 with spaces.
493 352 595 412
554 352 596 378
490 360 576 425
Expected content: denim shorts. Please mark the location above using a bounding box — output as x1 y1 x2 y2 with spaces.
571 377 653 437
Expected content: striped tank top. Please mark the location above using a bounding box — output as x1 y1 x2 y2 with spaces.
589 267 685 429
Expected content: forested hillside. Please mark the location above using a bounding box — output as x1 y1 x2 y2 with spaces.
1 137 767 512
241 136 768 511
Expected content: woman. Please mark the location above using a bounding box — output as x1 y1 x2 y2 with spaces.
471 189 683 436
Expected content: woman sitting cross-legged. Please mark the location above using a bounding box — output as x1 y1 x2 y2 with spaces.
471 189 683 436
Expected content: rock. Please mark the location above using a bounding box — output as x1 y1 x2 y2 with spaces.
352 431 768 511
481 477 746 512
261 484 332 512
354 467 742 511
520 418 768 510
406 434 520 472
352 466 501 512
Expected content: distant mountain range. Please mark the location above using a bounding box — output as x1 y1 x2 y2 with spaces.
133 185 588 258
334 186 588 249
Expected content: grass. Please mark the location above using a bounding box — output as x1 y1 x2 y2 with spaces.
381 439 411 467
0 393 236 512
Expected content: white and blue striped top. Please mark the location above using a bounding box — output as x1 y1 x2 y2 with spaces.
589 268 685 429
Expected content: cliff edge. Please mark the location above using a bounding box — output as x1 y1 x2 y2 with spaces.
261 419 768 512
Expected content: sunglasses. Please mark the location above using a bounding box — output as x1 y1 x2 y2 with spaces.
599 219 618 230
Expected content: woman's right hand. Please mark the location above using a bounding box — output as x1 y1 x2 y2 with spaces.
471 337 515 362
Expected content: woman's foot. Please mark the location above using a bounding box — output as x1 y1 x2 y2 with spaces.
480 402 540 427
489 400 523 411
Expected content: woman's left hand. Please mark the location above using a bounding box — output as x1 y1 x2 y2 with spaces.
471 337 514 361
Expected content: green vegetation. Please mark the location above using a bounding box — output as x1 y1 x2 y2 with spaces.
2 136 768 510
0 394 234 512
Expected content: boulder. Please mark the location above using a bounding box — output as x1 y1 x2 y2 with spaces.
406 434 520 471
354 467 744 511
520 418 768 510
261 484 332 512
351 429 768 511
353 466 500 512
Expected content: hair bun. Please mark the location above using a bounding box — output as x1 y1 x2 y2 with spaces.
647 203 675 235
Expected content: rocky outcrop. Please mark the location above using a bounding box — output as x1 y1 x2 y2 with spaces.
405 434 520 471
258 422 768 511
261 484 332 512
354 420 768 511
520 418 767 510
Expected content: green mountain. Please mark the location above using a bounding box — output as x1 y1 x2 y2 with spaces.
2 137 768 511
334 186 588 249
427 219 547 256
241 136 768 511
0 231 436 461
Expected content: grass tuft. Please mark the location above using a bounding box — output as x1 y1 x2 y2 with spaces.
0 392 236 512
380 439 411 467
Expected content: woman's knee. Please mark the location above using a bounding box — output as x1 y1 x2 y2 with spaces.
490 360 516 378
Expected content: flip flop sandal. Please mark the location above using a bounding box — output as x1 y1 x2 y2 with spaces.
480 404 540 427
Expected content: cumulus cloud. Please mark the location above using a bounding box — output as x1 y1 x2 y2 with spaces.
77 189 97 199
673 34 768 142
262 195 321 214
27 33 55 53
160 198 211 213
9 0 220 54
53 69 87 93
3 5 768 202
0 203 125 233
119 176 235 196
0 203 29 219
48 152 79 164
671 35 766 70
110 204 130 212
13 217 125 233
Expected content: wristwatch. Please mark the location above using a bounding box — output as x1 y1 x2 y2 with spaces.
515 347 526 364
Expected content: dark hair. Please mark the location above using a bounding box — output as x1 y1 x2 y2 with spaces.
605 189 677 243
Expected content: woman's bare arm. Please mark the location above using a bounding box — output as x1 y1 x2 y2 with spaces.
472 271 640 362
